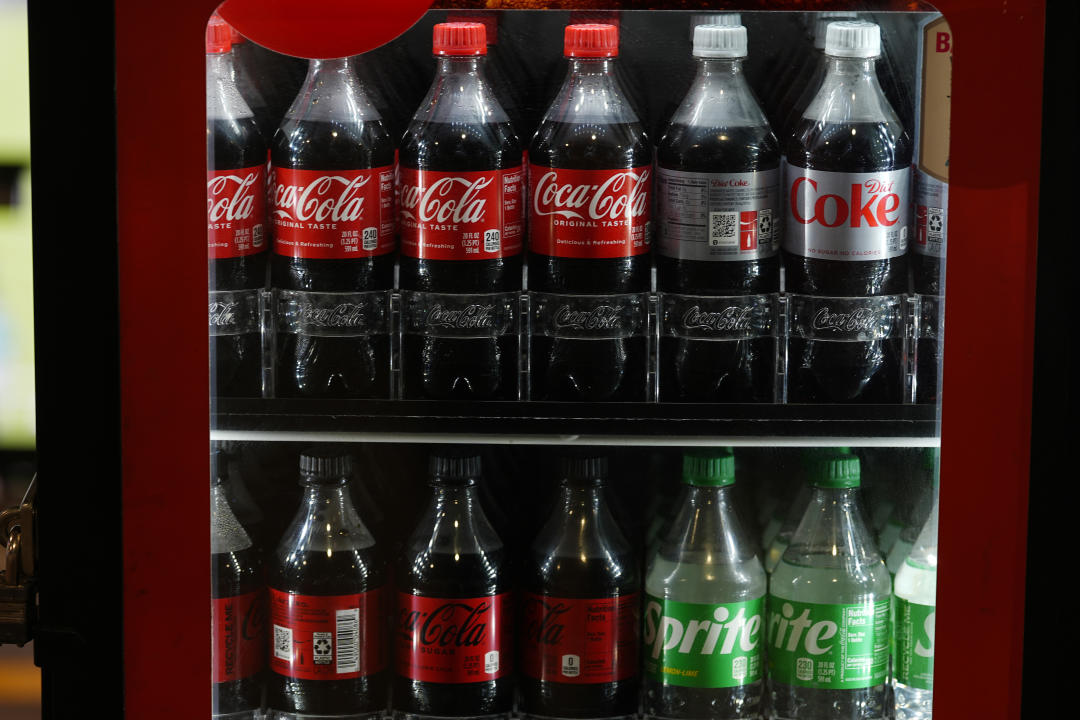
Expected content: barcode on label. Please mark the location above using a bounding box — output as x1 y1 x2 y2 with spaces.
273 624 292 660
335 608 360 674
484 229 500 253
709 212 738 247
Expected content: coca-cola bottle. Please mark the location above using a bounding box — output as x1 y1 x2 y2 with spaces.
529 23 652 402
266 451 387 719
271 56 395 398
207 14 267 398
656 24 779 402
520 455 639 720
394 454 513 720
398 22 523 400
211 449 266 719
784 21 912 403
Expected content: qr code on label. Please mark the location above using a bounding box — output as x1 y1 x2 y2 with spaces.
273 625 292 660
709 211 738 247
484 229 501 253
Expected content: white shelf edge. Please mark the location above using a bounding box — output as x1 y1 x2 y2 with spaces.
210 430 940 448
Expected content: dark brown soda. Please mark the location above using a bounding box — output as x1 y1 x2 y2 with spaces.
210 117 266 399
212 545 266 716
528 120 652 294
271 118 394 398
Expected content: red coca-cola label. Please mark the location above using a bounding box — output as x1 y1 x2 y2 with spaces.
269 588 384 681
396 592 513 683
208 165 267 259
529 165 651 258
398 167 523 260
521 593 639 684
272 166 395 259
211 590 267 684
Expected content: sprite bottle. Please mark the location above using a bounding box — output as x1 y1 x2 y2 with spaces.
768 453 890 720
643 450 767 719
891 490 937 719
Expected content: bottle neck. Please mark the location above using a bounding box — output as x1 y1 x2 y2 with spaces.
284 56 381 126
558 479 606 516
412 55 507 126
663 484 750 558
418 479 501 554
673 57 767 128
210 483 252 554
276 478 375 556
547 57 638 125
206 52 252 120
804 55 896 125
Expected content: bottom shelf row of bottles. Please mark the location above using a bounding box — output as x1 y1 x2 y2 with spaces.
212 442 938 720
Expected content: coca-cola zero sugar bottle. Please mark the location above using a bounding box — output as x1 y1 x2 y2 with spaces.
520 455 640 720
528 23 652 402
211 449 266 719
207 14 267 398
656 24 779 402
784 21 911 403
266 451 387 719
399 22 523 400
394 453 514 720
271 56 395 398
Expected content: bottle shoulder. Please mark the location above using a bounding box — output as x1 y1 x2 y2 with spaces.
658 122 779 173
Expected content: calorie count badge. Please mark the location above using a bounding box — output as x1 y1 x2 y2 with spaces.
398 166 523 260
521 593 639 684
271 166 395 259
269 588 384 681
207 164 267 258
396 592 513 683
529 165 652 259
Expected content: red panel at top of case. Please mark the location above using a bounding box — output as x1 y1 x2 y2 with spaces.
217 0 433 58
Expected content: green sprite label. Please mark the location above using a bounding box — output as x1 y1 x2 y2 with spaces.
642 595 764 688
767 596 889 690
894 598 934 690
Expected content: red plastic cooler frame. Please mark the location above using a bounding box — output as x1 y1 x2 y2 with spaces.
114 1 1044 718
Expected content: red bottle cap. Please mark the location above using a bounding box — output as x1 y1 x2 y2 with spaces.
206 14 232 54
564 23 619 58
432 22 487 56
449 13 497 45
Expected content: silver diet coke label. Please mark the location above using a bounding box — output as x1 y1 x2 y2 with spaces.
656 168 779 261
783 164 910 261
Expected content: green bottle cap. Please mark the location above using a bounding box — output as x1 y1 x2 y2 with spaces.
682 450 735 487
810 453 861 488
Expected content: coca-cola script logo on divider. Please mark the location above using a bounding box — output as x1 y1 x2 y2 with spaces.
529 166 652 258
811 307 880 334
553 305 623 333
398 167 523 260
784 166 910 261
681 305 755 333
272 166 395 259
427 304 497 331
396 593 512 683
208 165 266 259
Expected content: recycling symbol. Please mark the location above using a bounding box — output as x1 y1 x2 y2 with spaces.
929 213 943 233
314 637 331 654
758 213 772 236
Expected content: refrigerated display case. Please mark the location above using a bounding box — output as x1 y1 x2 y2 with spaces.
22 1 1058 719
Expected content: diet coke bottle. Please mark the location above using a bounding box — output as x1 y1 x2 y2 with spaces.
394 454 514 720
398 22 523 400
271 56 395 398
655 24 779 402
207 14 267 398
520 455 640 720
784 21 911 403
529 23 652 401
266 451 387 719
